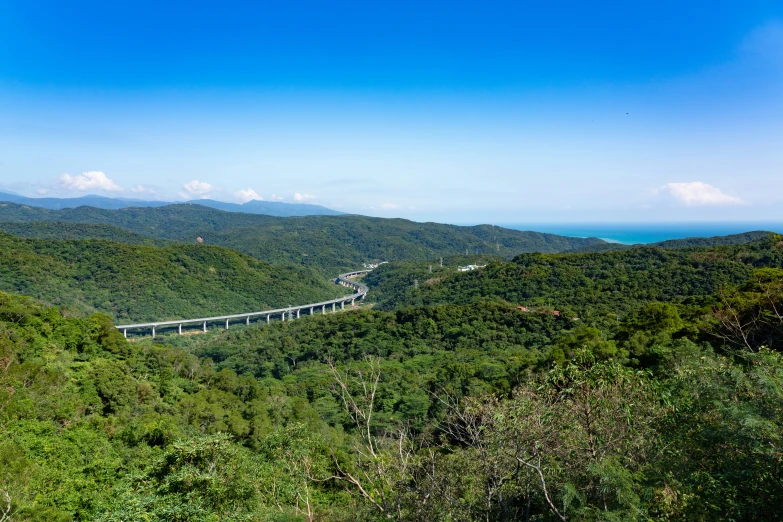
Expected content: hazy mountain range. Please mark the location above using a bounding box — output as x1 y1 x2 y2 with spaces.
0 191 344 217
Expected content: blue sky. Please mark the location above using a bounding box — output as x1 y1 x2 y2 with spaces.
1 0 782 223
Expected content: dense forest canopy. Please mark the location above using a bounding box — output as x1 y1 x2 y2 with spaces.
563 230 773 253
2 221 783 520
3 259 783 520
0 231 349 323
0 203 605 273
0 290 353 521
0 221 172 246
367 235 783 318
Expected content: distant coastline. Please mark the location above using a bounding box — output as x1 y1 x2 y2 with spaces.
497 222 783 245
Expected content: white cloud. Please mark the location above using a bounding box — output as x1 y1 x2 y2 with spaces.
234 188 262 203
293 192 317 202
380 203 398 209
130 185 160 197
180 179 213 199
36 188 50 195
658 182 743 206
57 171 123 192
270 194 284 201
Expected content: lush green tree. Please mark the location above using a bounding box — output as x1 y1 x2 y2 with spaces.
94 433 258 522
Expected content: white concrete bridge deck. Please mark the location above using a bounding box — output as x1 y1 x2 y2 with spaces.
115 269 371 337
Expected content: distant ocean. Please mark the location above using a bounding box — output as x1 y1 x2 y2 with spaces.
498 223 783 245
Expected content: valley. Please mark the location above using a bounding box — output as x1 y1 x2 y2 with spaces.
5 6 782 520
1 201 782 521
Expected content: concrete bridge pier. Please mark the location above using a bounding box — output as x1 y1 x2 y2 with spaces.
351 298 355 307
322 304 326 314
178 324 182 335
246 316 250 325
310 307 314 315
281 312 286 321
123 329 127 338
203 321 207 332
332 303 335 312
296 309 300 318
152 326 155 337
266 315 270 324
225 319 229 329
341 301 344 310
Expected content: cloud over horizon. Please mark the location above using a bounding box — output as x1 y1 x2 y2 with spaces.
293 192 317 202
659 182 744 206
234 188 262 203
57 171 123 193
180 180 213 199
130 185 160 197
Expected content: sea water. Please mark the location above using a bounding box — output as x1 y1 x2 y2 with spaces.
498 222 783 245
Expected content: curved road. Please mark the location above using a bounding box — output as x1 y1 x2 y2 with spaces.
116 269 371 338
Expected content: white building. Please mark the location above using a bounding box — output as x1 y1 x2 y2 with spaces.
457 264 486 272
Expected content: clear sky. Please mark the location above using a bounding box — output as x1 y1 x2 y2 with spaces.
1 0 782 223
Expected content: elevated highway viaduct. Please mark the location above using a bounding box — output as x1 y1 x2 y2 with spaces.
115 269 371 338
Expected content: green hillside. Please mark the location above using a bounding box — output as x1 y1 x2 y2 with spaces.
361 254 502 308
3 249 783 519
0 231 348 323
653 230 773 248
4 203 783 520
0 290 351 521
165 265 783 520
0 203 606 273
365 234 783 317
563 230 773 253
0 221 173 246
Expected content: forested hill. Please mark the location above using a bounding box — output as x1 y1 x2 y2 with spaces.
3 241 783 519
0 221 173 246
564 230 773 253
367 234 783 317
0 231 348 322
0 233 783 522
653 230 772 248
0 202 606 272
